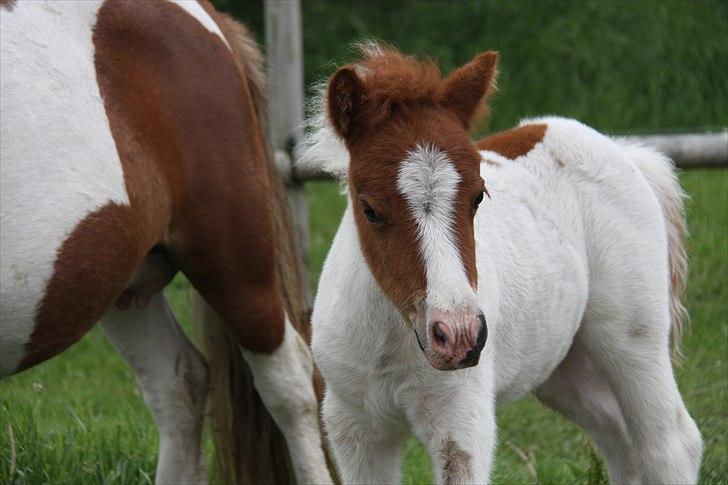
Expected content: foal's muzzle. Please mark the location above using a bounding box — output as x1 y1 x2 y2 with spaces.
420 309 488 371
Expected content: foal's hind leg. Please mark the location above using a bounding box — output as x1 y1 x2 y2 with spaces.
535 339 640 483
581 310 702 483
102 292 208 484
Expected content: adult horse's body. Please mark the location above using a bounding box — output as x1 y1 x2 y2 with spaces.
304 45 702 484
0 1 331 483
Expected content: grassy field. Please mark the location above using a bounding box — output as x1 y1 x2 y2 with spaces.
1 1 726 484
1 170 726 484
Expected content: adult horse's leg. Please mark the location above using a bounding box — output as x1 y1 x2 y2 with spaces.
102 292 208 484
535 339 640 483
240 315 333 484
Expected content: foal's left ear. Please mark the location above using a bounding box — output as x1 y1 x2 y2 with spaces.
441 51 499 131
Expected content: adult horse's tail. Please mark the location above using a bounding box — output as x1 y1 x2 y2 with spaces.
190 14 320 484
622 142 689 358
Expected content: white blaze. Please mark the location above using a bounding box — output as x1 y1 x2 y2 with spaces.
397 144 474 312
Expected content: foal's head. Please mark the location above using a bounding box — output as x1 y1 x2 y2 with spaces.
326 45 498 371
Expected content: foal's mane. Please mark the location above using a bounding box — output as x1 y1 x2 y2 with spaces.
350 43 444 125
299 43 491 183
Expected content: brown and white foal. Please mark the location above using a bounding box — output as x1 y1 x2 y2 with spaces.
305 44 701 484
0 1 331 483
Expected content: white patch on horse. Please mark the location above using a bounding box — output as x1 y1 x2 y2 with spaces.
166 0 231 50
397 144 472 312
242 316 333 484
0 1 128 375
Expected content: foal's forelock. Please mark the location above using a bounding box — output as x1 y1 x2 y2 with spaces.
398 144 476 313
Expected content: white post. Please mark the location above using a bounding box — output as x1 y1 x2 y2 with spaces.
264 0 311 304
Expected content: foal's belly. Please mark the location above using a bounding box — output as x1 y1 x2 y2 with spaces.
477 164 589 404
489 240 588 405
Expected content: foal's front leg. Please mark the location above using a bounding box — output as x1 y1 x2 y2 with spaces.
322 389 407 484
406 372 497 484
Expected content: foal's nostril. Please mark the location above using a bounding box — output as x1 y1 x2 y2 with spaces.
475 313 488 349
460 313 488 368
432 322 448 346
476 313 487 350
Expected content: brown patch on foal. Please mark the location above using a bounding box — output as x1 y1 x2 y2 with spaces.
327 46 497 315
440 437 473 484
475 124 548 160
0 0 16 11
628 323 649 339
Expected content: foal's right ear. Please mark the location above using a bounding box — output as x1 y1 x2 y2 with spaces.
327 67 367 141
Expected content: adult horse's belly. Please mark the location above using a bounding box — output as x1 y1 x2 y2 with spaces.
0 2 132 376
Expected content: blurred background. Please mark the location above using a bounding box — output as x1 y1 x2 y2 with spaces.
1 1 725 484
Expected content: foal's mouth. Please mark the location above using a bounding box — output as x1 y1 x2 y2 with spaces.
414 328 426 353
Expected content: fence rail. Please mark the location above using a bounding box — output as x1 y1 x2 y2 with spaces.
622 131 728 169
279 131 728 184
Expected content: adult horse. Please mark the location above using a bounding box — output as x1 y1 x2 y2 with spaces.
0 1 331 483
302 44 702 484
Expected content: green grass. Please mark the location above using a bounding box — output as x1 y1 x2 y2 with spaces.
1 1 726 483
1 170 726 484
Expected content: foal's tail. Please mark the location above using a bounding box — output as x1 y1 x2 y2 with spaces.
624 143 689 359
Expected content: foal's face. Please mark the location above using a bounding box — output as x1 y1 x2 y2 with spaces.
327 50 498 370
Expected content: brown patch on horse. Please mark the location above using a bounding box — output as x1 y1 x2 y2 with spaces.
0 0 16 11
115 248 177 311
327 47 495 314
440 437 473 484
475 124 548 160
18 202 160 372
92 0 286 352
20 0 287 370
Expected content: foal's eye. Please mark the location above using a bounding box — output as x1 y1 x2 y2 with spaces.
362 202 383 223
473 191 485 211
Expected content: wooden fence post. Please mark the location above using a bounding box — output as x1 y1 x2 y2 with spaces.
264 0 312 305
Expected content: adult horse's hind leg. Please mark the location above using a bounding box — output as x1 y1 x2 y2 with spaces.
102 292 208 484
241 315 333 485
535 339 640 483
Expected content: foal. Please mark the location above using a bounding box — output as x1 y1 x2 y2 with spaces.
303 44 702 484
0 1 331 483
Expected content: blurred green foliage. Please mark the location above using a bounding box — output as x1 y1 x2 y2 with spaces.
213 0 727 134
1 2 725 484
